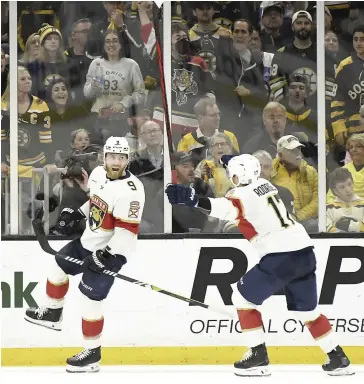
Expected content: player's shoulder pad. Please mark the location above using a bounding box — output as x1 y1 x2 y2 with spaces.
89 165 106 181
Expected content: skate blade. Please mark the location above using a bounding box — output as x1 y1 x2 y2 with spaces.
327 367 355 376
24 315 62 331
66 363 100 373
234 366 271 377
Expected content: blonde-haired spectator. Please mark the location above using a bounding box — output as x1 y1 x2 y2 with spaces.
18 33 41 64
327 133 364 203
195 132 237 197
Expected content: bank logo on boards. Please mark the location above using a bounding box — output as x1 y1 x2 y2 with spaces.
1 272 38 308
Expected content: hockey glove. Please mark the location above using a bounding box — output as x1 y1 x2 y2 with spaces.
54 208 86 235
83 248 127 274
165 184 198 207
336 216 363 232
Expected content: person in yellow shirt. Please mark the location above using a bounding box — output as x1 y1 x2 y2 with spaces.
271 135 318 232
177 98 239 163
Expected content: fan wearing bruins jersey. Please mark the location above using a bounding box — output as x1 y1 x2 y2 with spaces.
269 11 317 108
326 167 364 233
1 66 53 168
331 25 364 144
188 2 231 78
25 137 145 373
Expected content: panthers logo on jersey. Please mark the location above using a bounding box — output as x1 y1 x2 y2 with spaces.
89 195 108 231
172 69 198 106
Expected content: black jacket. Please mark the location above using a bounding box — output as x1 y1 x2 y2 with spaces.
215 37 268 143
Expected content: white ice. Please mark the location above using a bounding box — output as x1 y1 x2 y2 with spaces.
0 365 363 384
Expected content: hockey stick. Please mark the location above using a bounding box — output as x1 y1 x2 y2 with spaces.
152 2 175 163
31 217 234 318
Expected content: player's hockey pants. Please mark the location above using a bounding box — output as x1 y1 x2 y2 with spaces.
55 237 125 301
237 246 317 311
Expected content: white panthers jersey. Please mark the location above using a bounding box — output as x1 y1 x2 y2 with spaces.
79 166 145 259
208 178 312 258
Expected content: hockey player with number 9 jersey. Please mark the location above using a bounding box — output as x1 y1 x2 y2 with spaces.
165 154 353 377
25 136 145 373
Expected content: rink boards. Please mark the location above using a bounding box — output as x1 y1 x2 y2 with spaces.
1 238 364 366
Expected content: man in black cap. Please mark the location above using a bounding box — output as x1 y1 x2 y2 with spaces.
260 2 292 53
172 151 215 233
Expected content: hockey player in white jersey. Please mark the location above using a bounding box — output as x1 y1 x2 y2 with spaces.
25 137 145 373
165 153 353 377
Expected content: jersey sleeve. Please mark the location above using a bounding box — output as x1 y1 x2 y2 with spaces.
325 205 337 232
208 196 241 221
38 109 53 164
106 181 145 258
330 62 348 137
269 49 286 101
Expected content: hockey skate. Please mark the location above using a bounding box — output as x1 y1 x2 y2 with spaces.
66 347 101 373
24 306 63 331
322 346 355 376
234 343 271 377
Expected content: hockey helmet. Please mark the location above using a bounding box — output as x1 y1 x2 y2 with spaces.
103 136 130 163
227 154 261 186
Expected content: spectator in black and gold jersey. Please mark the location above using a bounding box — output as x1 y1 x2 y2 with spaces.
1 66 55 234
269 11 317 107
281 72 317 143
188 2 231 78
331 25 364 148
1 66 54 170
44 78 92 163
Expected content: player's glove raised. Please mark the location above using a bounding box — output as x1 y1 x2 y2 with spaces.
54 208 86 235
165 184 198 207
220 155 236 169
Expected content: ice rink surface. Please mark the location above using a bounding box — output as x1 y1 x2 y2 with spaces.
0 365 363 384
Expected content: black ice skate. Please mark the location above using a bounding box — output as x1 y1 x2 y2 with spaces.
322 346 355 376
66 347 101 373
234 343 271 377
24 306 63 331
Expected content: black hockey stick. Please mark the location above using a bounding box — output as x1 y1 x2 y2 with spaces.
32 217 234 317
152 2 174 159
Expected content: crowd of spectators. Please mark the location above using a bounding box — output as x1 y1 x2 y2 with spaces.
1 1 364 235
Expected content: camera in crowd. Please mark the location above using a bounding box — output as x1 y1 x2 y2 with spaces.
61 145 103 181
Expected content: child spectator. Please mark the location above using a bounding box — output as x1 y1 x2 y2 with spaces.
326 167 364 232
